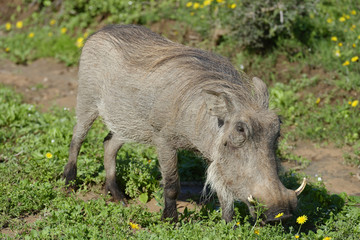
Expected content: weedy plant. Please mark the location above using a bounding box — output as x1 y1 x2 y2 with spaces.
0 0 360 238
1 85 360 239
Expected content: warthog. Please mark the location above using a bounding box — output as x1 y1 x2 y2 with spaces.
63 24 306 223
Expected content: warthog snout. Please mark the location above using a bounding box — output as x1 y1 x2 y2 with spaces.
247 178 307 223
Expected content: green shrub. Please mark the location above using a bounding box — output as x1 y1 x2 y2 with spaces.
230 0 315 50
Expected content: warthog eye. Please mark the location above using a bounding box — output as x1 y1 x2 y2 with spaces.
218 118 224 128
237 126 245 133
236 122 247 134
229 121 248 147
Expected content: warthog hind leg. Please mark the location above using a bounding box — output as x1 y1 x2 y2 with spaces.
63 110 98 188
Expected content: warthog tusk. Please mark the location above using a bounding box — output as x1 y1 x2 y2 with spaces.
248 195 256 204
295 178 307 196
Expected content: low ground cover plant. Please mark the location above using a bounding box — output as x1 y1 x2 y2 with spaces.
1 86 359 239
0 0 359 238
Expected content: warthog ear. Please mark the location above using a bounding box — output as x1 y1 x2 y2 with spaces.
201 89 234 118
252 77 269 109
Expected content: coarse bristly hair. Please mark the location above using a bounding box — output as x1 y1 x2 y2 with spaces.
64 24 298 223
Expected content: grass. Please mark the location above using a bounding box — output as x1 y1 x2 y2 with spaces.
269 79 360 146
1 85 360 239
0 25 82 66
0 0 359 238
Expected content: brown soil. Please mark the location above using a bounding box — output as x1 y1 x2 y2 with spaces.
1 213 41 237
283 142 360 196
0 58 78 110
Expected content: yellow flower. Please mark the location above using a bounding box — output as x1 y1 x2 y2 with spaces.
254 229 260 235
351 10 356 15
339 17 346 22
186 2 193 7
16 21 23 29
331 36 337 41
316 98 321 104
46 152 53 159
275 212 284 218
217 0 225 2
358 35 360 40
352 100 359 107
76 37 84 48
193 2 200 9
48 32 53 37
351 24 356 29
323 237 331 240
61 27 67 34
5 47 10 52
353 43 356 48
342 60 350 66
50 19 56 26
335 50 341 57
348 101 352 105
28 32 35 38
129 222 140 230
190 12 195 16
326 18 333 23
295 235 300 239
148 159 152 163
230 3 236 9
296 215 308 225
345 14 350 19
338 42 343 47
351 56 359 62
5 22 11 31
203 0 211 6
236 222 240 225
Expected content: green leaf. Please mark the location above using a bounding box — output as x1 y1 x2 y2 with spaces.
139 193 148 204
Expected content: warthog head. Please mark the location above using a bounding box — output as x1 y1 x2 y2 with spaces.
202 77 306 223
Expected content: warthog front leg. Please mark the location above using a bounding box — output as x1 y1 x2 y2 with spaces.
218 193 234 223
103 132 127 205
155 136 180 222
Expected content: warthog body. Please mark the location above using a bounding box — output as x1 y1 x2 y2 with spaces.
63 24 305 223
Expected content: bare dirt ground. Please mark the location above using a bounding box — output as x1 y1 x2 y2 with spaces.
283 142 360 196
0 57 359 225
0 58 78 110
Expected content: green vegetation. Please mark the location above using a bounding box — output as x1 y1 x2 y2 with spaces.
1 0 359 239
1 85 359 239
